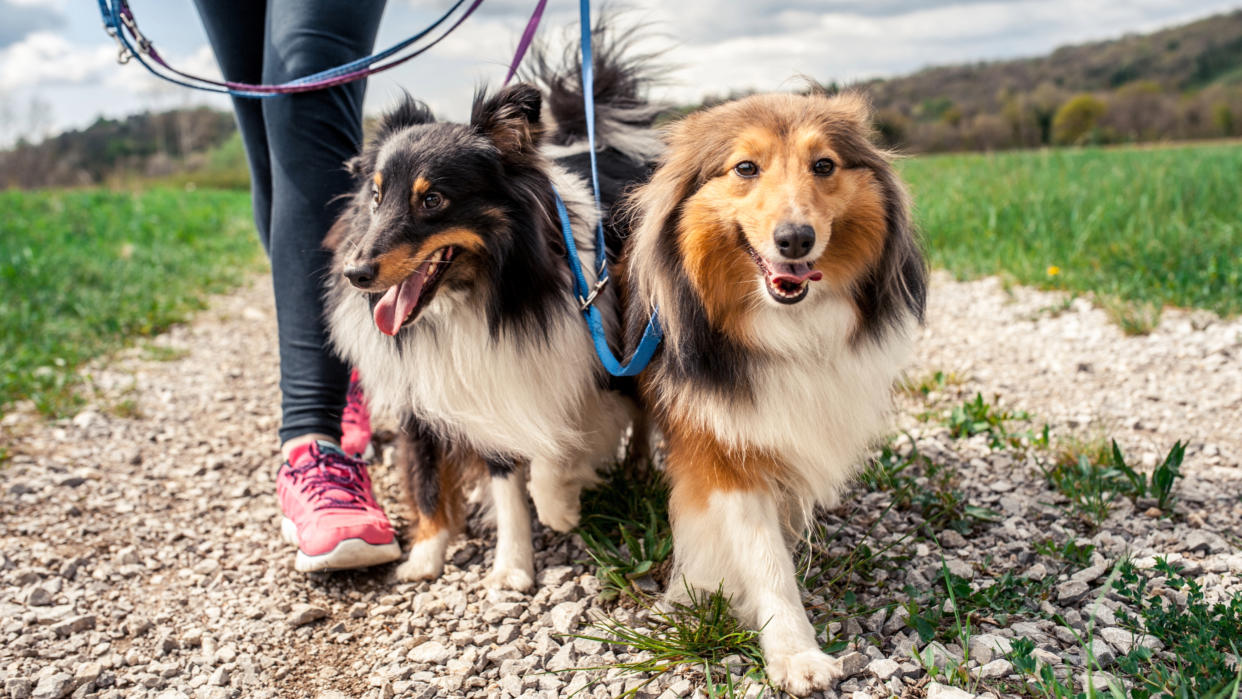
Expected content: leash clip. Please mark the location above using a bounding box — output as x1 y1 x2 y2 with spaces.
120 11 152 57
578 276 608 312
105 26 133 64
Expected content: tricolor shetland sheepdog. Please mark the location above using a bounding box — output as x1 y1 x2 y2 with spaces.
323 34 660 591
622 91 926 695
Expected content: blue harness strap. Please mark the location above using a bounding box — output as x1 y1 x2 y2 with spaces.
551 0 662 378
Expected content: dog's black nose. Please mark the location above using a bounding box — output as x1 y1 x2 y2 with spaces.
774 223 815 259
344 262 378 287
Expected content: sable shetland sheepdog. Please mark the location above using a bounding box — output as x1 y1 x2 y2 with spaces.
323 34 660 591
622 91 926 695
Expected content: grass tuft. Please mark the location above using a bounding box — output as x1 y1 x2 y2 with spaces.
577 462 674 602
1098 296 1164 336
574 585 768 697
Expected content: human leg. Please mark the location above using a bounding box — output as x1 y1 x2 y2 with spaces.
190 0 274 250
260 0 386 447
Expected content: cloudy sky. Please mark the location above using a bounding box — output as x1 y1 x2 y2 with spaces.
1 0 1239 145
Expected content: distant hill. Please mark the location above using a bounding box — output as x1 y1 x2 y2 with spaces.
868 9 1242 108
0 108 235 189
859 9 1242 151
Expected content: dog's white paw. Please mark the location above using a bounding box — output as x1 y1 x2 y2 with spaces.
533 496 580 533
395 532 448 581
765 648 842 697
483 564 534 592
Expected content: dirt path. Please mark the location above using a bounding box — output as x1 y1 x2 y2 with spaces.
1 273 1239 699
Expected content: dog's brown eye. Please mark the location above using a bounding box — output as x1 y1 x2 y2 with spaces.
733 161 759 178
371 187 381 207
421 192 444 209
812 158 835 176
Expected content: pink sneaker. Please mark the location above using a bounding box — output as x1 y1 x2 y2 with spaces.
341 369 373 460
277 440 400 572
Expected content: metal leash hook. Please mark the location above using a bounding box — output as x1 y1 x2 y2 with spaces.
104 25 132 64
120 10 152 56
578 276 609 312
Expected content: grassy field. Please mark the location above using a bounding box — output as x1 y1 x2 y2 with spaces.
0 188 262 416
899 142 1242 322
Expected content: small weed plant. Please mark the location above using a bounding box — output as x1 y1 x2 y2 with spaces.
1040 440 1184 528
1034 537 1097 568
1111 558 1242 698
904 571 1055 645
899 369 962 398
860 439 1001 535
577 462 674 602
946 393 1049 450
1002 558 1242 698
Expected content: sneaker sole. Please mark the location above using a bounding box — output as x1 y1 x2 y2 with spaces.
281 517 402 573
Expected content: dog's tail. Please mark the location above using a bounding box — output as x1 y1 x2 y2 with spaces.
525 15 667 197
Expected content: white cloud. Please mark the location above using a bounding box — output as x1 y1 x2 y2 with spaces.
0 32 113 91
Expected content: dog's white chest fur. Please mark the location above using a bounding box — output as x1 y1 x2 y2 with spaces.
679 294 913 505
330 290 601 462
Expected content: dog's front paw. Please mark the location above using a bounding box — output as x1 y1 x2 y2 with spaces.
766 648 842 697
395 532 448 581
483 564 534 592
533 497 580 533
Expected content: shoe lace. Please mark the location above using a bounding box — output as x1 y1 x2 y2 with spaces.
286 448 371 511
342 374 368 427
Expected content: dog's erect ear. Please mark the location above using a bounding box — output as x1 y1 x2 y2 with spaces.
471 83 544 157
347 96 436 179
377 95 436 139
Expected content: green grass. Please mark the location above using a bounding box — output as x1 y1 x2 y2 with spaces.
0 188 262 415
573 586 770 697
1004 559 1242 699
1039 440 1185 529
899 143 1242 318
577 462 674 602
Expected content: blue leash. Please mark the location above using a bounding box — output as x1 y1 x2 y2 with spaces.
551 0 662 378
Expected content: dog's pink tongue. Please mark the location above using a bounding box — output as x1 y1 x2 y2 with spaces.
772 261 824 284
373 267 429 336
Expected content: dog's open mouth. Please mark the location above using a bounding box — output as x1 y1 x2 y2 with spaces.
371 247 455 335
743 243 823 304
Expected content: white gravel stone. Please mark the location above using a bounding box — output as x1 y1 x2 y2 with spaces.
867 658 901 681
926 681 975 699
967 634 1013 665
1056 580 1090 604
976 659 1011 679
407 641 451 665
31 674 72 699
287 604 328 627
549 601 587 635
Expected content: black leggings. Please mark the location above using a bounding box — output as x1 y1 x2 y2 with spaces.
193 0 387 444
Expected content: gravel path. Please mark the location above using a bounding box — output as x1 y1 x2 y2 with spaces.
912 271 1242 476
2 273 1239 699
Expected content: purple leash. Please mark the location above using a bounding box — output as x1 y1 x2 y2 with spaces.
504 0 547 85
101 0 546 97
